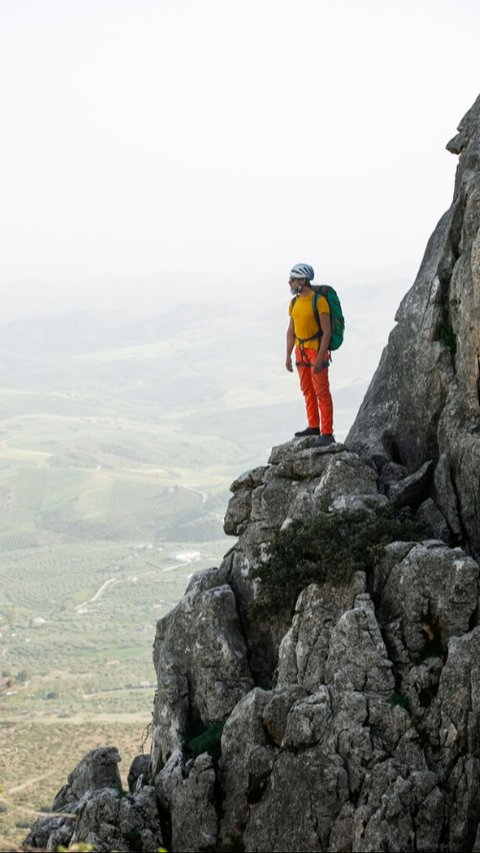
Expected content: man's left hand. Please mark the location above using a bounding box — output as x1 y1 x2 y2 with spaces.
313 356 329 374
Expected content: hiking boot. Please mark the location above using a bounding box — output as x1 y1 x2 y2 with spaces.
314 434 335 447
294 426 320 437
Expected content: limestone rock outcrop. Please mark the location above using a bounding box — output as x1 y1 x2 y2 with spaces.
25 437 480 852
24 93 480 853
347 93 480 557
23 748 164 853
151 564 254 770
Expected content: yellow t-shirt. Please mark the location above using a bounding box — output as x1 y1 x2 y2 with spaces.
289 292 330 351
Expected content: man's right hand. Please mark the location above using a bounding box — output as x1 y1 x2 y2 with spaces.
285 355 293 372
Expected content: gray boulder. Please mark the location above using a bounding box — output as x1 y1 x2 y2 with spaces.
387 459 434 507
428 627 480 767
71 785 163 853
324 593 395 697
23 748 164 853
277 574 367 689
22 814 74 853
127 753 151 792
219 687 276 846
52 746 122 811
415 497 451 542
377 541 479 664
155 750 218 853
151 572 253 770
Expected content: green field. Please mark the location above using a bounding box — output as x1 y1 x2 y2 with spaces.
0 537 228 712
0 399 234 718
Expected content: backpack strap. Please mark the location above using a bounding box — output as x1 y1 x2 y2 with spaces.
312 291 321 331
293 284 344 352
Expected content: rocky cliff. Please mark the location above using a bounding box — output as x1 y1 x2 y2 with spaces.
348 93 480 558
24 95 480 853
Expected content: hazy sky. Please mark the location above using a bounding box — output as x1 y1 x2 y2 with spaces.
1 0 480 318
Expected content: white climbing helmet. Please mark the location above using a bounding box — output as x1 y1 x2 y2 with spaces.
290 263 314 281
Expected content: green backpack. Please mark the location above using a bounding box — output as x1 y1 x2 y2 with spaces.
291 285 345 350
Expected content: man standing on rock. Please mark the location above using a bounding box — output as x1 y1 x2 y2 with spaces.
285 263 335 446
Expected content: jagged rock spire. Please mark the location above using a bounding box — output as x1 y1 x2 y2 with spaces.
347 93 480 556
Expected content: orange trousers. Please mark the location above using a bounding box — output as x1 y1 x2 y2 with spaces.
295 346 333 434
